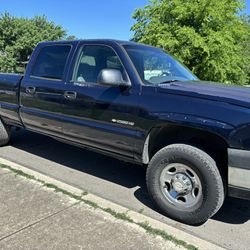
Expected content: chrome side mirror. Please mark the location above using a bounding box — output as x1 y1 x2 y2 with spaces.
97 69 131 88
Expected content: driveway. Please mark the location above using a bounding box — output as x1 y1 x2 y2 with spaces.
0 129 249 250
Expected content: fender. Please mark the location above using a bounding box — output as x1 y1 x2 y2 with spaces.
142 112 234 164
229 123 250 150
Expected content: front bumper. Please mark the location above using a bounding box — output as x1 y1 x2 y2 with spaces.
228 148 250 200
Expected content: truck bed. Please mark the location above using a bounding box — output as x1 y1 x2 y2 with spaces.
0 73 23 125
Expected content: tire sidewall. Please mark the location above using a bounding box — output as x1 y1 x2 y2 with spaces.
146 144 224 224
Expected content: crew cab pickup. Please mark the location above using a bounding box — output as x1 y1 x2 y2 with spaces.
0 39 249 225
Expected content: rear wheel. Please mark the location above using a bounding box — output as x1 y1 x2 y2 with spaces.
146 144 225 225
0 119 11 146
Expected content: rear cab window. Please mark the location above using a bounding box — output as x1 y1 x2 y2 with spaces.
31 45 71 80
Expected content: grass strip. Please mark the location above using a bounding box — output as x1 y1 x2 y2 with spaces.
0 163 198 250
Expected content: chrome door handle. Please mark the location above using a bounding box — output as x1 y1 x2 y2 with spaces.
26 86 36 94
64 91 77 100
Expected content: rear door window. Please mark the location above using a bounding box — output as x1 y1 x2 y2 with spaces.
31 45 71 80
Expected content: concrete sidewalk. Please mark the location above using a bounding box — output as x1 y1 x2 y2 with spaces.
0 167 183 250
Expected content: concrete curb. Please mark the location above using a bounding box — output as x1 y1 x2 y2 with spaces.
0 157 225 250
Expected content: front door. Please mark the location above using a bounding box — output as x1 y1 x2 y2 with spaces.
61 44 140 158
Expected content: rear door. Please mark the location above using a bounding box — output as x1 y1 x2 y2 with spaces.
20 43 74 137
61 43 140 158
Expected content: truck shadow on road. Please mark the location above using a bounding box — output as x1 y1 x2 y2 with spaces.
9 130 250 225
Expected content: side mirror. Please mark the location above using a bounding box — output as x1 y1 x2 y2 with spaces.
97 69 131 88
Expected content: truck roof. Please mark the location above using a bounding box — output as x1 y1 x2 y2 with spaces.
37 39 155 48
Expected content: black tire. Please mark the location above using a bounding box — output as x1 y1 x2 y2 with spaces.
146 144 225 225
0 119 11 146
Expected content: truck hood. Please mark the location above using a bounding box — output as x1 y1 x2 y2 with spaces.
157 81 250 108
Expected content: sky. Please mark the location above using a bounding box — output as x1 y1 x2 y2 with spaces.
0 0 249 41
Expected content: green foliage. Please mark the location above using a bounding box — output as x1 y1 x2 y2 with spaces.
0 12 66 73
132 0 250 85
66 35 78 40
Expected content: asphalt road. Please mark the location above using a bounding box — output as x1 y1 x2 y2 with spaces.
1 129 250 250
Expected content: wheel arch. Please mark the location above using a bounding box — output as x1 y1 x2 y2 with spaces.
142 124 229 181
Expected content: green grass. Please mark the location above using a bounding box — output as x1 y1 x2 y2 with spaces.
137 222 197 250
0 163 198 250
1 164 38 181
43 182 87 201
102 208 133 223
83 199 99 209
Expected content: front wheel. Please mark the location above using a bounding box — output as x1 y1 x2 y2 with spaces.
146 144 225 225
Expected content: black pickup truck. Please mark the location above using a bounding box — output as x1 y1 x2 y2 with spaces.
0 39 249 225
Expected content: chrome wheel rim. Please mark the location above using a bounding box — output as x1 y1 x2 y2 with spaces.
160 163 202 210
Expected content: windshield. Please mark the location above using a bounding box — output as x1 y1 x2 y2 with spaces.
124 45 198 85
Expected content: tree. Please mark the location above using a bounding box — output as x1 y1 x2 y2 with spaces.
131 0 250 85
66 35 78 40
0 13 66 73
